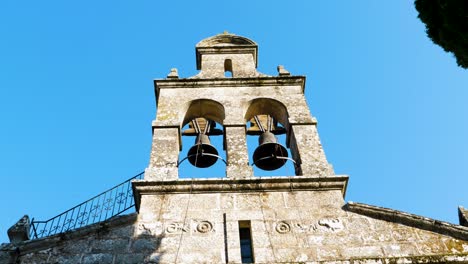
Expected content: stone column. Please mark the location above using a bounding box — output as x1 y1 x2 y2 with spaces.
144 126 180 180
289 124 333 177
225 126 253 179
459 206 468 227
7 215 30 243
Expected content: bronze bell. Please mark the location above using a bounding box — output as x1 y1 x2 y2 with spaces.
187 134 219 168
253 131 288 171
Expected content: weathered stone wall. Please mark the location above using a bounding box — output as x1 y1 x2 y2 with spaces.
145 127 180 180
194 53 262 78
0 214 157 264
4 185 468 263
154 83 312 127
225 126 253 178
135 186 468 263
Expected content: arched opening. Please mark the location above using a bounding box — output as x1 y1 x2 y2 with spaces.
179 99 226 178
244 98 289 127
181 99 225 126
244 98 295 176
224 59 233 78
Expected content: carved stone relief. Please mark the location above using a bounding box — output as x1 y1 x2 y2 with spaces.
164 219 214 235
275 221 291 234
196 221 213 233
165 222 189 234
318 218 344 231
274 218 344 234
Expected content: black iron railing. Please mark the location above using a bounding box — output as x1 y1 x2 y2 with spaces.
30 171 144 240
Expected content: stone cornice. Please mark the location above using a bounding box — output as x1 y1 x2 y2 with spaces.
345 201 468 241
154 76 306 103
331 254 468 263
132 175 348 211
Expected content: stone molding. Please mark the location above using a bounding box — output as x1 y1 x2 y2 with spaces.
318 254 468 263
346 201 468 241
133 175 348 194
154 76 306 102
132 175 348 211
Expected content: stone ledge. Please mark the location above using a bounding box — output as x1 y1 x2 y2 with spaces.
345 202 468 241
318 254 468 263
133 175 348 194
154 76 306 100
132 175 348 211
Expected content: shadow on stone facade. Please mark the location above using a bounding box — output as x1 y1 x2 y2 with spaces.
132 221 166 263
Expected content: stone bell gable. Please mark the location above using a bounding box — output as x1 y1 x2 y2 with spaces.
2 33 467 263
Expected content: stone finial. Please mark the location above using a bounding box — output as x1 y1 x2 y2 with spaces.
7 215 30 244
277 65 290 76
459 206 468 227
167 68 179 79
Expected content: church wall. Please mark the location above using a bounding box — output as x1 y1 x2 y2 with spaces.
3 189 468 263
133 189 468 263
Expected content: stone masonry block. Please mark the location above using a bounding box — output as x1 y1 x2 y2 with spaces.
146 127 180 180
114 253 146 264
381 243 420 257
225 126 253 179
81 253 113 264
290 124 332 177
131 238 161 253
90 238 129 253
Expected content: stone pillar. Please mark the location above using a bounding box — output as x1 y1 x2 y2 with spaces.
289 124 333 177
459 206 468 227
8 215 30 244
144 126 180 180
225 126 253 179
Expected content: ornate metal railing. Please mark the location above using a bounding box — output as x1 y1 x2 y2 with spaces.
29 171 144 240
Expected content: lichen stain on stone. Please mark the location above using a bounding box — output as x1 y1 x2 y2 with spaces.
445 239 468 253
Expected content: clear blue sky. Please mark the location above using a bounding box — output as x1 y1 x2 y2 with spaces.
1 1 467 243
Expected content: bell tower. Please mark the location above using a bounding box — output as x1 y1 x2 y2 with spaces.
144 33 334 180
133 33 348 263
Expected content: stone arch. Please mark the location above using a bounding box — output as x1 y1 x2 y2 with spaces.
244 98 296 174
244 98 289 128
179 99 226 176
181 99 225 127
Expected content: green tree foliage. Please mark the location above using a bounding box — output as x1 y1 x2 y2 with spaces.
415 0 468 69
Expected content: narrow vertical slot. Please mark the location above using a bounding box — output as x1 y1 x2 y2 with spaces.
224 59 233 77
238 220 254 263
223 213 229 263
